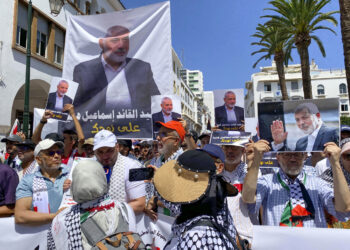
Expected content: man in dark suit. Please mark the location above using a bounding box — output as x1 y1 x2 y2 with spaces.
45 80 72 112
152 97 181 135
215 91 244 126
270 102 339 151
73 25 160 113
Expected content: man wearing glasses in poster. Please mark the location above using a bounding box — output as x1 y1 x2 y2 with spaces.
15 139 68 225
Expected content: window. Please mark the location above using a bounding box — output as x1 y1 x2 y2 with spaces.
341 104 348 112
36 31 47 57
291 81 298 91
16 26 27 48
16 2 28 48
340 83 347 94
54 27 64 64
264 83 271 92
317 84 325 95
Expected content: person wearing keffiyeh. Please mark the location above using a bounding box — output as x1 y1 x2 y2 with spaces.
47 159 136 249
242 140 350 228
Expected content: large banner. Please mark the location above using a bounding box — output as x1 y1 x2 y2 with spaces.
61 2 172 139
258 98 340 152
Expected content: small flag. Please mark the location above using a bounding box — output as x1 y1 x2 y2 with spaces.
9 119 20 135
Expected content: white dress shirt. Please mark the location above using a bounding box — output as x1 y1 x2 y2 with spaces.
162 111 173 123
225 105 237 122
55 93 64 111
102 56 132 109
306 122 322 151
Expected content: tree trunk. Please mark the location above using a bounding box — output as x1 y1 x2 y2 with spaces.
274 54 289 100
339 0 350 100
297 44 312 99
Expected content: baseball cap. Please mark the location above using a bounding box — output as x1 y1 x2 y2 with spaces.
83 138 94 147
341 125 350 133
15 139 36 150
156 120 186 142
198 130 211 140
1 134 23 143
45 133 64 143
198 144 225 163
93 130 117 151
34 139 64 157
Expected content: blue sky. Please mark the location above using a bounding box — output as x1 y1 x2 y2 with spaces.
122 0 343 91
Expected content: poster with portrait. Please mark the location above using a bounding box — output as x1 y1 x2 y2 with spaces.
61 2 172 139
44 77 79 121
213 88 245 131
258 98 340 152
151 95 181 138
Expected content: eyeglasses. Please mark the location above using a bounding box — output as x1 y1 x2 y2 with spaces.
45 150 63 157
279 153 304 159
157 132 177 140
342 153 350 161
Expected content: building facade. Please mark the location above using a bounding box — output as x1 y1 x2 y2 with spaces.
245 60 349 118
0 0 124 136
180 69 204 100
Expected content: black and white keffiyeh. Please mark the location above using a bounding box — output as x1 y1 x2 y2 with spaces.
167 202 238 250
320 163 350 188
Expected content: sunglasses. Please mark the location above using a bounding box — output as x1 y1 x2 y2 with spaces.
45 150 63 157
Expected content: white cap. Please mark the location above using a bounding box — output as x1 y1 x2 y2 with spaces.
93 130 117 151
34 139 64 157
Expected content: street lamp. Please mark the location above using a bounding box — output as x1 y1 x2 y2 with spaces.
23 0 65 137
49 0 65 16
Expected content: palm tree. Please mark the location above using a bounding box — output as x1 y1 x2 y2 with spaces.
339 0 350 98
251 23 294 100
264 0 338 99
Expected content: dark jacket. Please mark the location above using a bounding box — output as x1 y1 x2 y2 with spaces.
215 105 244 125
73 56 160 113
152 111 181 133
45 92 73 112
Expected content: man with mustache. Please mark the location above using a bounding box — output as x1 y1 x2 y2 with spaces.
73 25 160 112
15 139 68 225
271 102 338 151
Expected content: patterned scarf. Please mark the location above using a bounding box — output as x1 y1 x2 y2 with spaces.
278 171 315 227
108 154 126 202
47 195 115 250
320 163 350 188
32 176 50 213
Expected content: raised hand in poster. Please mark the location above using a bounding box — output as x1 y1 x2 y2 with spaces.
259 99 339 152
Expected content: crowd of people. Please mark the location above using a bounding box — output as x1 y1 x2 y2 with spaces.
1 104 350 249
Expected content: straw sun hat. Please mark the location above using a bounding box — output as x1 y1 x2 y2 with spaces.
154 150 238 204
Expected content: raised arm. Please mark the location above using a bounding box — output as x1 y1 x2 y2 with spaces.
324 142 350 212
241 140 270 203
32 110 53 144
64 104 85 154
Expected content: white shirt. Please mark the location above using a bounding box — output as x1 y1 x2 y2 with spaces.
118 154 146 201
315 158 331 176
102 56 132 109
306 122 323 151
162 111 172 123
55 92 64 111
225 105 237 122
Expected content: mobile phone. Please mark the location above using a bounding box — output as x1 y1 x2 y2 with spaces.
129 168 154 182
